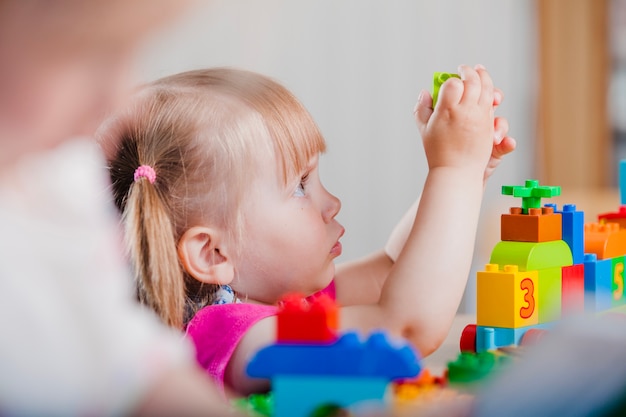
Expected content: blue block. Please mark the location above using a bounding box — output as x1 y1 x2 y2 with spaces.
476 324 552 353
476 326 514 352
584 253 613 312
247 331 421 380
546 203 584 265
272 376 387 417
619 159 626 205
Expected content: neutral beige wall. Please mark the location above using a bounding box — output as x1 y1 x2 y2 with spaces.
136 0 537 313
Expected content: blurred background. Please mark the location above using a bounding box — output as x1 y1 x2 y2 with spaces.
136 0 625 313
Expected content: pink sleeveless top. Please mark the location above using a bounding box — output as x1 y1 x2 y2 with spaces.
185 282 336 392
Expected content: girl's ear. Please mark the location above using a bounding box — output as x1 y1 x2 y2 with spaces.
177 226 234 286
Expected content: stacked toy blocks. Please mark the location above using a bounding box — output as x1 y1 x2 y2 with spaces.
585 223 626 310
465 165 626 354
246 293 421 417
472 180 584 352
587 159 626 311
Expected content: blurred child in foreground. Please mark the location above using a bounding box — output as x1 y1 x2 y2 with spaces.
0 1 238 415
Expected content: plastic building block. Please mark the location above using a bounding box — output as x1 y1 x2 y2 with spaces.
584 253 613 312
519 328 549 346
561 263 585 315
447 351 512 386
460 324 477 353
477 264 539 328
392 370 447 407
537 266 562 323
489 240 573 271
248 330 420 379
476 326 512 352
501 206 562 242
270 376 386 417
612 256 626 307
619 160 626 204
247 331 421 417
599 206 626 230
475 323 551 352
432 72 460 108
502 180 561 214
232 393 273 417
276 292 338 343
584 222 626 260
546 204 585 265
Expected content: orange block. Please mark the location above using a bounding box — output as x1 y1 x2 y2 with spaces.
501 206 562 242
585 222 626 259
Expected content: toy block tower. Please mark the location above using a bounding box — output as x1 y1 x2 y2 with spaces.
276 292 339 344
584 163 626 310
473 180 579 352
487 180 573 324
248 293 421 417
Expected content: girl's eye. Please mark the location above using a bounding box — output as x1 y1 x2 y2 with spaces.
294 173 309 197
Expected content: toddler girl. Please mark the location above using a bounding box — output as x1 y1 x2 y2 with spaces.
98 66 515 395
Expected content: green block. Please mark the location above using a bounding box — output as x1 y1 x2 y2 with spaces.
447 351 511 386
232 392 273 417
612 256 626 307
501 179 561 213
432 72 460 107
538 267 562 323
490 240 573 271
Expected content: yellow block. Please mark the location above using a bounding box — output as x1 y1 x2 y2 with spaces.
477 264 539 328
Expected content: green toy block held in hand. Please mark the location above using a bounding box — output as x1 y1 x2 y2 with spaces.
501 179 561 214
432 72 460 108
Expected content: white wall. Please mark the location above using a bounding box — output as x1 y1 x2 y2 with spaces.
137 0 536 313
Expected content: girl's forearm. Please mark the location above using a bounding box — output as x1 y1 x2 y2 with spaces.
379 166 484 355
384 198 420 263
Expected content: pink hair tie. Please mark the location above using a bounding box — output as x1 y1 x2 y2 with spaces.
134 165 156 184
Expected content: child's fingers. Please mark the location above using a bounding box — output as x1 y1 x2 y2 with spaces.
493 88 504 107
493 135 517 159
476 66 495 107
436 76 464 108
494 116 509 144
458 65 481 104
414 89 433 129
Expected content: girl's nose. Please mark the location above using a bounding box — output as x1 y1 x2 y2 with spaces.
322 190 341 223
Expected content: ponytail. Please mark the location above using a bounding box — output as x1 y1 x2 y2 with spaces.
123 177 186 329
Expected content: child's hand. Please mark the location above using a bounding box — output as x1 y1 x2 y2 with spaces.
414 65 513 180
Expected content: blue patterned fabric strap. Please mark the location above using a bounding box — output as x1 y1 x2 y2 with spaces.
212 285 240 305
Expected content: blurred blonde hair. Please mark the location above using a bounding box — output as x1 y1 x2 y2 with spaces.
99 68 327 328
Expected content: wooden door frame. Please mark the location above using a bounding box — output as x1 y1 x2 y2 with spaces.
537 0 611 188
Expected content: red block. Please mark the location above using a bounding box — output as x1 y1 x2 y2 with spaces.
276 292 338 343
562 264 585 314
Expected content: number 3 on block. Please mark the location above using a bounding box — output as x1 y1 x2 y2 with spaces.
519 277 535 319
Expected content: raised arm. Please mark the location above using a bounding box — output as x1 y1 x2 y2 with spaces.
339 65 510 355
334 66 515 312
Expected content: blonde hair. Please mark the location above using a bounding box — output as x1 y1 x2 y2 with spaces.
100 68 326 328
